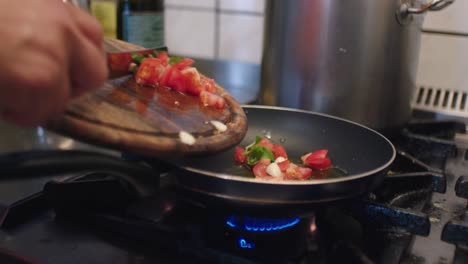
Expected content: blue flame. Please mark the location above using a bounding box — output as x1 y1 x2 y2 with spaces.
238 238 255 249
226 216 300 232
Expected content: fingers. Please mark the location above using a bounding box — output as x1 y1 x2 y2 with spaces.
64 4 104 50
64 4 108 97
0 49 71 127
0 2 108 127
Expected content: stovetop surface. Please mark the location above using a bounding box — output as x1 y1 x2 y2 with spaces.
0 120 467 264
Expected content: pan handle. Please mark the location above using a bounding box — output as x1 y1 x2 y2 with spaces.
0 150 159 197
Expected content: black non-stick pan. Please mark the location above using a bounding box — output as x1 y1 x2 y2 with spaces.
0 105 395 206
165 105 396 205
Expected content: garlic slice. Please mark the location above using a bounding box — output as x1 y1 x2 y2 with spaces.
210 120 227 132
179 131 196 145
266 163 282 178
274 157 287 163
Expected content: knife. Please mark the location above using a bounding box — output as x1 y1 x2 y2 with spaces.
107 46 168 78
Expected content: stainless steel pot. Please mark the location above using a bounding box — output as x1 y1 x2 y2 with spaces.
259 0 454 130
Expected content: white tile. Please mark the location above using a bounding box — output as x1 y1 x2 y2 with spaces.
219 0 265 13
219 14 264 64
422 0 468 34
416 34 468 92
164 9 215 59
165 0 215 9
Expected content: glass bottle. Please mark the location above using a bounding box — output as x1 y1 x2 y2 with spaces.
89 0 119 38
120 0 165 48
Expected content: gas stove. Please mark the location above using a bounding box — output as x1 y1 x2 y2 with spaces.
0 120 467 264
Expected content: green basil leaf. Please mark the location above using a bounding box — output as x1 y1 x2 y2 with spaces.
244 136 264 155
169 56 184 65
131 53 146 64
246 146 275 166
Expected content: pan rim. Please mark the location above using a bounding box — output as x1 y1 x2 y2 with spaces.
179 105 396 185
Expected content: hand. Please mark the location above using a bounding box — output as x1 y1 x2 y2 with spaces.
0 0 108 127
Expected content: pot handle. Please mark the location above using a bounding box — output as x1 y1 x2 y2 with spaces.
404 0 454 14
397 0 454 24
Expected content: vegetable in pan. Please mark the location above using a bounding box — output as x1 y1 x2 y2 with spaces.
108 50 226 109
234 136 333 180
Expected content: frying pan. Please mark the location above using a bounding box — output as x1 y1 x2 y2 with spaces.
0 105 395 206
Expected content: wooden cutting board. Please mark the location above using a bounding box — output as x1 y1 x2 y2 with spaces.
45 39 248 158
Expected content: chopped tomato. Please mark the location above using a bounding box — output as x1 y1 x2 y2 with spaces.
157 52 169 66
167 67 187 93
135 58 165 86
283 163 302 180
108 53 133 72
301 149 328 163
272 144 288 159
301 149 331 170
306 157 331 170
158 65 173 87
257 138 274 152
277 159 290 172
298 167 313 179
173 58 195 70
233 137 333 181
283 163 313 180
234 147 246 164
253 159 273 179
130 53 230 113
200 77 216 93
199 91 226 109
181 67 204 95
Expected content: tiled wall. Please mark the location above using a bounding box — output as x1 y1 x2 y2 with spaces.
164 0 265 64
417 0 468 93
165 0 468 97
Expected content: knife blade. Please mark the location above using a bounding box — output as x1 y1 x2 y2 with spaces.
107 46 168 78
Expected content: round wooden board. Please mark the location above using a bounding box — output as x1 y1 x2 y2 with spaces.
45 39 248 158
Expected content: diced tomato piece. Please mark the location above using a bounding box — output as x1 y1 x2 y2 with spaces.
199 91 226 109
277 159 290 172
253 159 273 179
173 58 195 70
234 146 247 164
158 65 173 87
272 144 288 159
301 149 329 165
283 163 302 180
181 67 204 95
257 138 274 152
167 68 187 93
135 58 165 86
302 149 332 170
200 76 216 93
298 167 313 180
157 52 169 66
311 149 328 159
283 163 311 180
305 157 331 170
108 53 133 72
301 153 310 164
